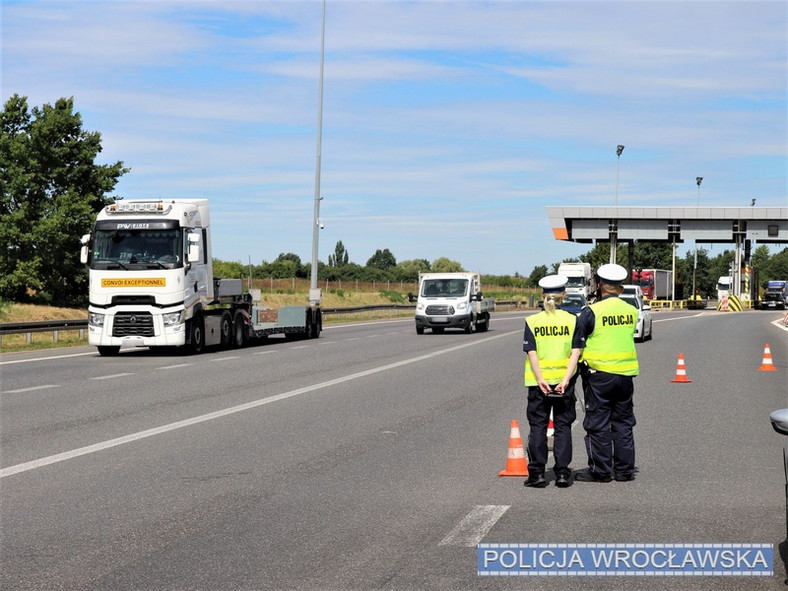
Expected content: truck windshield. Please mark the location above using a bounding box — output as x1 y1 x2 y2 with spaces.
421 279 468 297
565 277 585 288
90 225 183 269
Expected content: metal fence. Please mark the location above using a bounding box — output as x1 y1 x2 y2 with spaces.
0 301 529 347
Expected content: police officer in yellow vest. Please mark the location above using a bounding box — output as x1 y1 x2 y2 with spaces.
523 274 584 488
575 263 639 483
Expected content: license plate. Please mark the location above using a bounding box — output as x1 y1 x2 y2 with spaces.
430 317 448 323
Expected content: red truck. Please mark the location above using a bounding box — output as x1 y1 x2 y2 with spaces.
632 269 672 300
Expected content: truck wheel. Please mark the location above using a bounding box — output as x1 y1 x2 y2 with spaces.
220 311 233 348
416 325 424 335
432 327 445 334
478 313 490 332
190 315 205 354
97 346 120 356
464 321 473 334
232 311 246 348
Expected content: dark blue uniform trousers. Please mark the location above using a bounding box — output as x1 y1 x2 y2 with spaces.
526 386 577 477
582 371 636 477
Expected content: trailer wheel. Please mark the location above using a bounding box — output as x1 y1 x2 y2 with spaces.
190 315 205 354
97 346 120 356
232 310 247 348
220 311 233 348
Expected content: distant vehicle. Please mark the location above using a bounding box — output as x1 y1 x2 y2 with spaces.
761 280 788 310
631 269 672 300
411 272 493 334
557 262 596 300
620 291 653 342
769 408 788 538
621 284 643 298
559 293 587 315
716 276 732 300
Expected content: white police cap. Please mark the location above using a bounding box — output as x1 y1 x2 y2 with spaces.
596 263 628 284
538 274 568 293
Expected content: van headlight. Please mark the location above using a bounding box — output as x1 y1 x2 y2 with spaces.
162 311 184 327
456 302 467 311
88 312 105 327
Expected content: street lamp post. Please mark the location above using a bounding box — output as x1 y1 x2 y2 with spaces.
615 144 624 206
610 145 625 264
309 0 326 307
692 177 702 297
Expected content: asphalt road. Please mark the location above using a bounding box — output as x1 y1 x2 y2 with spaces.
2 309 787 590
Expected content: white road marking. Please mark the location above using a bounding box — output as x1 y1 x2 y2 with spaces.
1 329 518 478
0 351 95 365
211 356 240 362
3 384 60 394
158 363 192 370
91 373 134 380
439 505 510 547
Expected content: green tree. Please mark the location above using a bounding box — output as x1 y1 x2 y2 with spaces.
431 257 464 273
0 95 128 305
327 240 349 267
393 258 430 282
213 259 246 279
366 248 396 271
528 265 548 286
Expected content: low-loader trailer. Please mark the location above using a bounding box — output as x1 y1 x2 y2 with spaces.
80 199 321 355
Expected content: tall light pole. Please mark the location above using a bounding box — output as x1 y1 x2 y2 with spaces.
309 0 326 307
615 144 624 206
692 177 702 297
610 144 625 264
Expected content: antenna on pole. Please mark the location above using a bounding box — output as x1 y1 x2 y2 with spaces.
309 0 326 307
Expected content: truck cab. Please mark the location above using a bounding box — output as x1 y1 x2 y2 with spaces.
412 272 493 334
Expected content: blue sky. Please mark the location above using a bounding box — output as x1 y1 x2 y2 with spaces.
3 0 786 276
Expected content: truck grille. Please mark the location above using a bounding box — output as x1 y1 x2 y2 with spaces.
425 305 455 315
112 312 155 337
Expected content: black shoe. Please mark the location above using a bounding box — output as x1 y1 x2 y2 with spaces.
524 474 547 488
574 469 612 483
555 473 571 488
614 473 635 482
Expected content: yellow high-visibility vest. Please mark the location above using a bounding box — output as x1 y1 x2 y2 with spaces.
524 309 578 386
583 297 639 376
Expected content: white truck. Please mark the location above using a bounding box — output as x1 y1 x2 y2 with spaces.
80 198 321 356
557 262 596 300
716 275 732 301
410 272 493 334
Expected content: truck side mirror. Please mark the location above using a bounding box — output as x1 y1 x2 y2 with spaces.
407 292 416 303
187 232 201 263
80 233 91 264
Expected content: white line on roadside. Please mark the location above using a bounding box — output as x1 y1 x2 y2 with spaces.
1 329 519 478
211 356 240 362
3 385 60 394
90 373 134 380
0 351 96 365
439 505 510 547
158 363 192 370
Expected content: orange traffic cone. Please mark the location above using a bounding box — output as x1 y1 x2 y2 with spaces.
498 420 529 477
671 353 692 383
759 344 777 371
547 409 555 438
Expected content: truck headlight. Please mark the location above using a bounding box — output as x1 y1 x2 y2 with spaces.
88 312 105 327
162 311 184 327
416 303 425 311
457 302 467 311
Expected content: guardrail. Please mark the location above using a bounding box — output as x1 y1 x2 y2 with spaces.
0 301 531 348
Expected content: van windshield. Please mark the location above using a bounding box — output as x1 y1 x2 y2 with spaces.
421 279 468 297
